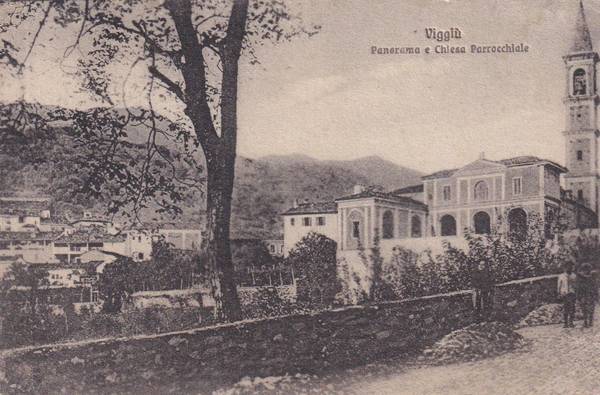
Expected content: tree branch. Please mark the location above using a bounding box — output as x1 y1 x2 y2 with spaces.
20 0 55 72
63 0 89 58
148 64 185 102
164 0 220 155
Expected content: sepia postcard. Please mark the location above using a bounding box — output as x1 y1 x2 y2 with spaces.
1 0 600 394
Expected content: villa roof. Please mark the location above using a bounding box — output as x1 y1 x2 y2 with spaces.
422 156 567 180
336 190 427 209
392 184 424 194
281 201 338 216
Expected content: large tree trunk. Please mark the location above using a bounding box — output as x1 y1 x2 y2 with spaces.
205 153 242 321
165 0 248 322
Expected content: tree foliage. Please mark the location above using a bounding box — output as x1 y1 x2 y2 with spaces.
98 240 203 313
379 213 565 300
0 262 56 346
286 232 339 307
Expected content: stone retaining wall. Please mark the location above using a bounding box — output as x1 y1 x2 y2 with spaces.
0 275 558 394
493 274 559 323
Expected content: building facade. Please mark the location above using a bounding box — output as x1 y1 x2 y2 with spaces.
422 156 570 237
336 188 427 251
281 201 338 256
281 187 428 255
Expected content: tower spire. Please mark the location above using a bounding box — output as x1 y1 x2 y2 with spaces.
571 0 594 53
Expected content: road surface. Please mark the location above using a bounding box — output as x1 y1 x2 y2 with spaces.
219 317 600 395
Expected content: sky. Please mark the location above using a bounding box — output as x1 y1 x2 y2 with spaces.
1 0 599 174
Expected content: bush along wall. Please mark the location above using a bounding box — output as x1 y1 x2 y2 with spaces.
0 275 558 394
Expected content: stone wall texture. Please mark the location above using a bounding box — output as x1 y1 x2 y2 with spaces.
0 275 558 394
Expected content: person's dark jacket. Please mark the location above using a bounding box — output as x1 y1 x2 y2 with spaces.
577 272 598 301
472 267 494 291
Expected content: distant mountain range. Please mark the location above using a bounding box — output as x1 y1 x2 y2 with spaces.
0 102 423 238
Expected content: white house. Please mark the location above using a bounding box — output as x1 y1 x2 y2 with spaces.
281 201 338 256
0 197 51 232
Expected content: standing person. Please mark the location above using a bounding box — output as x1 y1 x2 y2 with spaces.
472 260 495 321
577 263 598 328
558 262 577 328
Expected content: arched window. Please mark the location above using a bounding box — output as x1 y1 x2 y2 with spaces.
574 68 586 96
474 211 491 234
473 181 489 201
382 210 394 239
411 215 422 238
440 215 457 236
508 208 527 240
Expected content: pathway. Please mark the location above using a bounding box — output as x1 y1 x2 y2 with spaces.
218 317 600 394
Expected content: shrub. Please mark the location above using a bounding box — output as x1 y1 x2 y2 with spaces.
382 214 563 300
286 232 340 307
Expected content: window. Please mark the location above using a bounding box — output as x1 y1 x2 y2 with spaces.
512 177 522 195
18 216 24 224
578 189 584 201
138 236 142 242
270 245 275 253
317 216 326 226
352 221 360 238
302 217 312 226
138 252 144 260
474 211 491 234
382 210 394 239
577 150 583 161
574 68 586 95
411 216 422 238
290 218 295 226
440 215 457 236
473 181 489 201
442 185 451 201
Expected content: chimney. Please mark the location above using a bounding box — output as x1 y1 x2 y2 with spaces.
479 152 485 160
353 184 365 194
83 211 92 219
292 199 299 208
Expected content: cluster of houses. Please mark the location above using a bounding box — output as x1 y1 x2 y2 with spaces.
0 196 205 310
0 195 287 312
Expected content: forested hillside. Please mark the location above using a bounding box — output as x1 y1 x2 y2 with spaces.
0 103 423 238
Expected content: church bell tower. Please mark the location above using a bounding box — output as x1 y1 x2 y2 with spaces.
563 0 600 223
